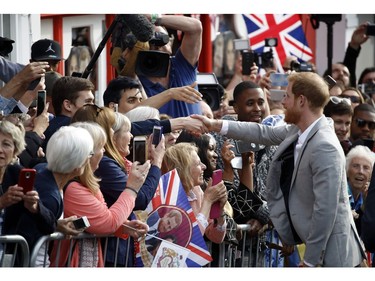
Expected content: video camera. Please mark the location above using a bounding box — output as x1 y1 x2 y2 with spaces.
196 73 225 111
135 32 171 77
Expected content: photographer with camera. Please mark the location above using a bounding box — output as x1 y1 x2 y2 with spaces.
136 14 203 118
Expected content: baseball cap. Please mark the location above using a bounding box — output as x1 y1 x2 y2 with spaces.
31 39 64 61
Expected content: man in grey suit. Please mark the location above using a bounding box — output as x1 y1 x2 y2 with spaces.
193 71 366 267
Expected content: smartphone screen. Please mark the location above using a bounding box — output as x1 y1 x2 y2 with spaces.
152 126 163 146
36 90 46 116
133 136 147 164
270 73 289 87
209 169 223 219
18 168 36 194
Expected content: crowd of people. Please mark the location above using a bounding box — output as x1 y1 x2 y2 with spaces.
1 14 375 268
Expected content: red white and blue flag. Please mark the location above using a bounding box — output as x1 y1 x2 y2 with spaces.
242 14 314 72
135 169 212 267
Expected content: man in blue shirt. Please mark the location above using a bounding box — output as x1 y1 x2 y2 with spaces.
138 15 203 118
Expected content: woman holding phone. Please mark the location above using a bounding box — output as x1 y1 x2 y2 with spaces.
71 104 165 267
0 124 91 266
162 142 227 244
50 122 149 267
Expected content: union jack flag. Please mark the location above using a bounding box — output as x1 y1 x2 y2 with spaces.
242 14 314 72
134 169 212 267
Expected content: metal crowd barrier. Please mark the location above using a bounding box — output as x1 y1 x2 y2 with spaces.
21 226 284 267
30 232 132 267
0 235 29 267
206 225 284 268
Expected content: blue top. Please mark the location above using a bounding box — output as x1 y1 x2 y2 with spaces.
138 49 202 118
2 163 60 253
347 183 363 212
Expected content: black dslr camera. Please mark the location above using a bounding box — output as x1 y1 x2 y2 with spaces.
197 73 224 111
290 61 313 72
135 32 170 77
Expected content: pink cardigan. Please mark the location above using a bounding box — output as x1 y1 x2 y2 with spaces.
50 181 135 267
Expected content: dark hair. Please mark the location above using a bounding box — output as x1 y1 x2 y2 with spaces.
233 81 261 102
358 67 375 85
353 103 375 117
52 76 94 115
103 76 141 106
323 99 353 117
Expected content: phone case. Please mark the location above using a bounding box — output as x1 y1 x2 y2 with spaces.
18 168 36 194
37 90 46 116
152 126 163 146
210 169 223 219
133 136 147 164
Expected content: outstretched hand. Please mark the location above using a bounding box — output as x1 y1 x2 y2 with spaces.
190 114 222 133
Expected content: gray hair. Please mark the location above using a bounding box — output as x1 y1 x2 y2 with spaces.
0 120 26 157
113 112 131 134
124 106 160 122
70 122 107 152
46 126 93 173
346 145 375 173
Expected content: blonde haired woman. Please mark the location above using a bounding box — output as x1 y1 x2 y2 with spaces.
162 142 227 243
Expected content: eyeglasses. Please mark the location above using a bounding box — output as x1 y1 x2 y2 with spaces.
330 96 351 106
340 95 361 104
83 104 103 117
355 118 375 130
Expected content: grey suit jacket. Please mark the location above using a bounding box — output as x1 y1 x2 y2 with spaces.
225 117 365 267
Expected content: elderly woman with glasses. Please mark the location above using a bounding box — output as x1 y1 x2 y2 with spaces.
1 125 94 266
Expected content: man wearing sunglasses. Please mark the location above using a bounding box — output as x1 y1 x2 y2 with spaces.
349 103 375 151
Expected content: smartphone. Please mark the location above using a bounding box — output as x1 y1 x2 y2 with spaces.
209 169 223 219
18 168 36 194
269 89 285 101
27 77 41 91
133 136 147 164
36 90 46 116
72 216 90 230
230 140 241 156
234 39 250 51
152 125 163 146
270 73 289 87
242 51 255 75
324 75 336 90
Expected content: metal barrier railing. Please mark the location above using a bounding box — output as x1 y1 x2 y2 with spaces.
30 232 133 267
0 235 29 267
23 226 283 267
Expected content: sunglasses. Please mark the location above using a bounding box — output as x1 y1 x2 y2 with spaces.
330 96 351 106
340 95 361 104
355 118 375 130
